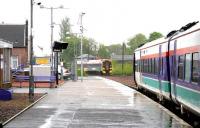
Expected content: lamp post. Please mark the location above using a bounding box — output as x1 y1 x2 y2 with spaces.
80 12 85 82
29 0 41 100
29 0 35 100
122 42 125 76
40 5 68 85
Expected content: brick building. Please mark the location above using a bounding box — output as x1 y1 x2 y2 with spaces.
0 21 28 69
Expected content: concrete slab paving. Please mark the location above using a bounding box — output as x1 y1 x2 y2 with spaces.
5 76 192 128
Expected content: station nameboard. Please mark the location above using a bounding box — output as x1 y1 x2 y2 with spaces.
35 57 50 64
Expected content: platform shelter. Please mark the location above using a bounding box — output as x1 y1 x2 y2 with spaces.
0 39 13 89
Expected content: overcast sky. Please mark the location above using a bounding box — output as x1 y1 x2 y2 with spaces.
0 0 199 56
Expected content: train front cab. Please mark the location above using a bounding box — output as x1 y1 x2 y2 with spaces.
101 60 112 75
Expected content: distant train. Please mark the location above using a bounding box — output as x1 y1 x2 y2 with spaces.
82 59 112 75
101 59 112 75
133 21 200 116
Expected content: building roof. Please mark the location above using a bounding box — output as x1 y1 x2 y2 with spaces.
0 24 27 48
111 55 133 61
77 54 96 59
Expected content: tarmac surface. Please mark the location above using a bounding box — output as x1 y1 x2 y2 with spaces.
5 76 192 128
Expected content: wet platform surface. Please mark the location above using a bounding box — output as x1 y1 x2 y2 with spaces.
5 76 191 128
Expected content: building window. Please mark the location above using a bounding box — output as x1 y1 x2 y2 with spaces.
11 56 18 69
185 54 191 82
191 53 199 83
178 55 184 80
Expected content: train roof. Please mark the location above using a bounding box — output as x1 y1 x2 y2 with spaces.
135 21 200 52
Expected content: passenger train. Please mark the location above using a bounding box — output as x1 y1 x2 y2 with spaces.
134 21 200 116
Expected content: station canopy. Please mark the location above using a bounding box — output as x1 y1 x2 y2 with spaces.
0 39 13 48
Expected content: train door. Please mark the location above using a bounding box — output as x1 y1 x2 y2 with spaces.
133 51 142 87
170 40 178 102
158 45 163 100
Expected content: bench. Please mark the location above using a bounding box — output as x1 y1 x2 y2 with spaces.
15 75 30 88
34 76 56 88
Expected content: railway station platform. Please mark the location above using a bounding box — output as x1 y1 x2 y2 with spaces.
5 76 191 128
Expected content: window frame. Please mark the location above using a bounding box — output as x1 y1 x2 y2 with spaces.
191 52 199 84
184 53 192 83
177 55 185 81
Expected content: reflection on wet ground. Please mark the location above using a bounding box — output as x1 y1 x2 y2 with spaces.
5 76 191 128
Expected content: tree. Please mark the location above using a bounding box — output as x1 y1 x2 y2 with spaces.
59 17 76 66
148 32 163 42
59 17 98 65
127 33 147 51
107 44 122 55
61 35 80 66
97 44 110 59
59 17 71 41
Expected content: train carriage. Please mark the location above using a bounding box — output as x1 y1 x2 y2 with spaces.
134 22 200 116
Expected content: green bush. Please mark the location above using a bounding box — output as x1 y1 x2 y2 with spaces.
111 60 133 76
77 68 87 76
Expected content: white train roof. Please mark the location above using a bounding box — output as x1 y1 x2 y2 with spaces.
135 21 200 51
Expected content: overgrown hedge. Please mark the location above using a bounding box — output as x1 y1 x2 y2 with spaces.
111 60 133 76
77 68 87 76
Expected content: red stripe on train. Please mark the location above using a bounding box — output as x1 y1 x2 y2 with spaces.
141 45 200 59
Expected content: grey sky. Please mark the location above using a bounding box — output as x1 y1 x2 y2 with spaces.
0 0 199 56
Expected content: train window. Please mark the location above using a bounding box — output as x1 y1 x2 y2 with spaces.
191 53 199 83
144 60 146 73
149 59 152 73
137 60 139 72
141 60 144 72
185 54 191 82
155 58 158 75
138 60 140 72
146 59 148 73
144 59 148 73
152 58 155 74
141 60 143 72
135 60 138 72
178 55 184 80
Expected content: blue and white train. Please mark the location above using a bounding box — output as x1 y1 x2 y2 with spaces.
134 21 200 116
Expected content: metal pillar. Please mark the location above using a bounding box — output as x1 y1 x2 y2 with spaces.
80 12 85 82
55 52 59 85
29 0 34 100
122 43 125 76
50 7 54 76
